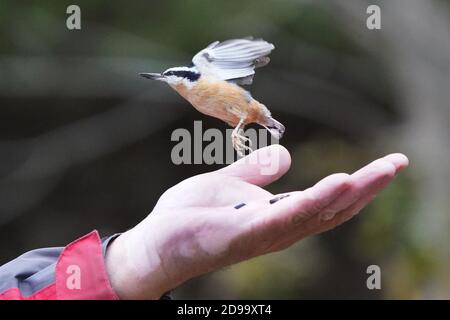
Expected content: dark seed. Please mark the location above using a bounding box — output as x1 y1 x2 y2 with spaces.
269 197 280 204
234 203 246 210
269 194 290 204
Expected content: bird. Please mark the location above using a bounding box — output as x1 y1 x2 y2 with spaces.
140 37 285 156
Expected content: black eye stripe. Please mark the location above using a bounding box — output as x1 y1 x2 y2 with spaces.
164 70 200 81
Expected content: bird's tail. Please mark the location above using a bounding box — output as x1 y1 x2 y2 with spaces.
262 116 285 140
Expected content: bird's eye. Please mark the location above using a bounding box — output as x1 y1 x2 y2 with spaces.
164 71 173 76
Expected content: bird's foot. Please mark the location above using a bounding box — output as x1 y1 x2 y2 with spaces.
231 132 253 157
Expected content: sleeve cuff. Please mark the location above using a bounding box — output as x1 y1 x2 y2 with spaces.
55 230 119 300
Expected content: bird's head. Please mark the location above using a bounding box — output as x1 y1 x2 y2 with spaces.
140 65 201 88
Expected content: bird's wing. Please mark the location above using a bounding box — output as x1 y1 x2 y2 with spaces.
192 38 275 85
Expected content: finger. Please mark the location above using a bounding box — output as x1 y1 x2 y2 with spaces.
317 154 408 231
242 155 407 253
273 194 376 252
218 144 291 187
269 154 408 221
319 194 376 233
383 153 409 173
315 167 395 234
317 158 396 221
248 173 351 229
262 157 399 250
271 171 395 251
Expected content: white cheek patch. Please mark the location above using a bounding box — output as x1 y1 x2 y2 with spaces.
182 78 195 90
165 75 179 85
166 75 196 90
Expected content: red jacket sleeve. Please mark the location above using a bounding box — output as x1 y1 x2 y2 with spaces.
0 230 119 300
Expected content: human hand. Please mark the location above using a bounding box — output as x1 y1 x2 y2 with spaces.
105 145 408 299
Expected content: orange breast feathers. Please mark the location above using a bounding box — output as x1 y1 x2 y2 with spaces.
174 77 267 127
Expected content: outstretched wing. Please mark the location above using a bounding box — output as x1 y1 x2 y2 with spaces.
192 38 275 85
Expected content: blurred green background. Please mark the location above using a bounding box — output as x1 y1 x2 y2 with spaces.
0 0 449 299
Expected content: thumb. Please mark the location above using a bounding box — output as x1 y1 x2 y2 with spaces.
218 145 291 187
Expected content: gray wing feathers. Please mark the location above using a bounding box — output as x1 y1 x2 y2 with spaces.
192 38 274 85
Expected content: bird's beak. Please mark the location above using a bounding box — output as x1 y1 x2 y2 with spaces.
139 72 165 81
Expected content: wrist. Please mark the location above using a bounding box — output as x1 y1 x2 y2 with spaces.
105 220 171 299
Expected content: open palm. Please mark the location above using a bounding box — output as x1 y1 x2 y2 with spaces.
106 145 408 299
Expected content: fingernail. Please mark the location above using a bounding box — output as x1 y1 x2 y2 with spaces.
234 203 246 209
269 194 290 204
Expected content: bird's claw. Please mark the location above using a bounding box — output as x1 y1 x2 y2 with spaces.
231 131 253 157
238 135 252 145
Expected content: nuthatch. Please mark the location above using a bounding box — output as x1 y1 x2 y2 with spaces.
140 37 284 156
